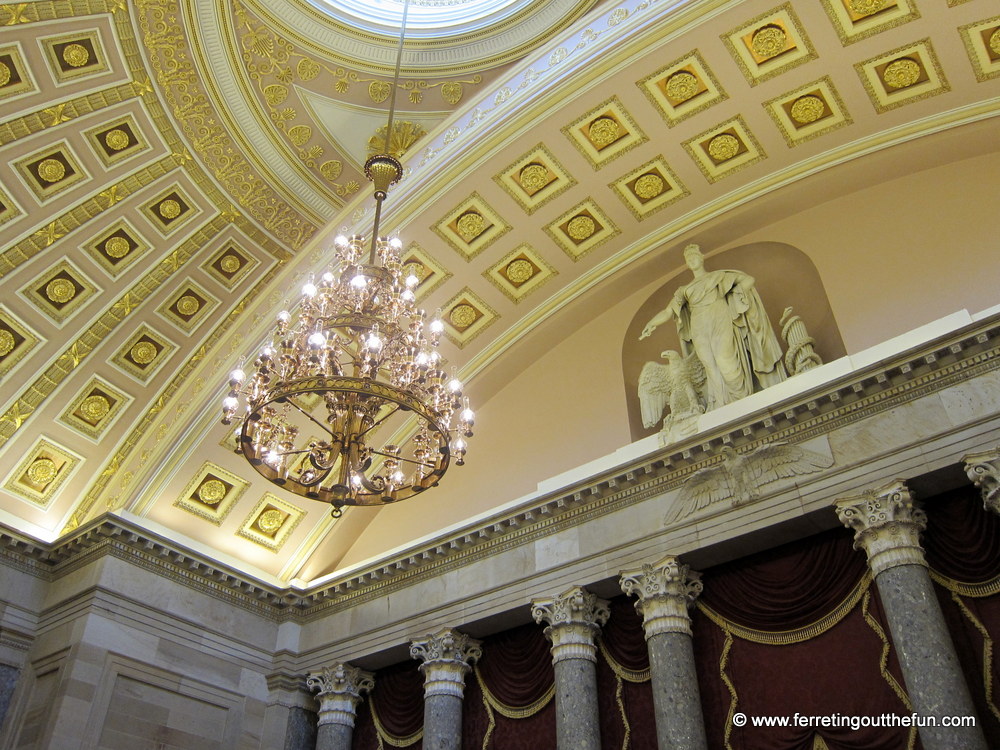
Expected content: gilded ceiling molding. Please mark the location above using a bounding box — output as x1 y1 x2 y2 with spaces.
0 79 143 145
66 255 285 529
0 154 182 277
250 0 598 75
0 214 230 454
135 0 318 249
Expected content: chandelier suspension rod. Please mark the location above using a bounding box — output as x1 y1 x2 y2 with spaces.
369 0 412 265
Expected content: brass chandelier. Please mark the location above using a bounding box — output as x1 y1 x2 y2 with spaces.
221 1 473 517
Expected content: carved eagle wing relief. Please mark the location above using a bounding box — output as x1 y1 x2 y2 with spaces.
662 441 834 525
638 360 673 429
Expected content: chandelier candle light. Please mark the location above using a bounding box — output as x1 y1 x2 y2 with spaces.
221 0 473 517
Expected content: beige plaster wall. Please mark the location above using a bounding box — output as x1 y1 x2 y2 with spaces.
336 148 1000 568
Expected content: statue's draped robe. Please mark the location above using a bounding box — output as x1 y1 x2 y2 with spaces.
668 269 786 409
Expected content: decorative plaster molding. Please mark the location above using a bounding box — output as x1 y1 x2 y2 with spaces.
963 448 1000 515
306 662 374 727
410 628 482 698
834 480 927 576
532 586 609 664
620 556 703 638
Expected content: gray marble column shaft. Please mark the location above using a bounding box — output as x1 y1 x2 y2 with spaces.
532 585 610 750
836 480 987 750
306 662 374 750
410 628 482 750
621 557 708 750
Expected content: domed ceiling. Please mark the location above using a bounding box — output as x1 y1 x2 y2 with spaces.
0 0 998 583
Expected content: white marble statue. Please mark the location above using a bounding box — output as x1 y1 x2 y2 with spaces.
640 244 786 411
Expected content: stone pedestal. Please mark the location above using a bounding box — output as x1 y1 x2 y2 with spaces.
531 586 610 750
963 448 1000 515
306 662 374 750
410 628 482 750
620 557 708 750
835 480 987 750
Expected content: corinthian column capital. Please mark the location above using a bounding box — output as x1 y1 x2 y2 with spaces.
531 585 610 664
410 627 482 698
964 448 1000 515
834 479 927 576
306 662 374 728
619 556 703 638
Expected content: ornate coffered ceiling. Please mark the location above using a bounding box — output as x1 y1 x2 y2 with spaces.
0 0 998 582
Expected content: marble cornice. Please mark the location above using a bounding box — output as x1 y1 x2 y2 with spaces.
1 313 999 621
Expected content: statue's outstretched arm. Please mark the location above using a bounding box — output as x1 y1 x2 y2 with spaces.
640 307 674 340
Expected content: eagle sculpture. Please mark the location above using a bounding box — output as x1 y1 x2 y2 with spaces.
638 350 706 430
663 442 834 525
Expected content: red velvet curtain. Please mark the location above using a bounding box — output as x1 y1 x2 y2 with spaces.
464 622 556 750
353 659 424 750
924 485 1000 746
597 596 656 750
693 527 919 750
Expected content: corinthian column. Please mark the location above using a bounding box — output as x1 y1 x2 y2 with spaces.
963 448 1000 515
835 480 986 750
620 557 707 750
306 662 374 750
410 627 482 750
531 586 610 750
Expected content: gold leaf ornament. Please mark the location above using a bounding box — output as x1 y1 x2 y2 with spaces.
198 478 227 505
441 81 463 105
751 25 787 59
105 236 131 258
990 29 1000 57
456 212 486 242
257 508 285 533
881 58 921 89
45 278 76 303
567 215 596 240
0 329 15 357
264 84 288 106
104 128 131 151
369 80 391 103
288 125 312 146
62 43 90 67
176 295 201 316
0 61 11 87
37 158 66 183
130 341 158 365
320 161 342 181
634 173 665 199
665 71 699 103
297 58 320 81
505 259 535 283
80 395 111 422
789 95 826 124
158 199 181 219
848 0 887 16
450 304 478 328
27 458 58 485
518 163 549 192
707 133 740 161
220 254 242 272
588 117 621 148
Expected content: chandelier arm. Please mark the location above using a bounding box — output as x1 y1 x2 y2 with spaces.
357 402 403 439
368 448 437 470
284 396 337 438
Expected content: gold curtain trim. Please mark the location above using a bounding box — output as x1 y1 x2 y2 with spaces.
930 570 1000 598
614 671 632 750
598 639 650 683
861 590 917 750
948 589 1000 723
474 665 555 719
720 628 738 750
696 573 872 645
370 701 422 748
